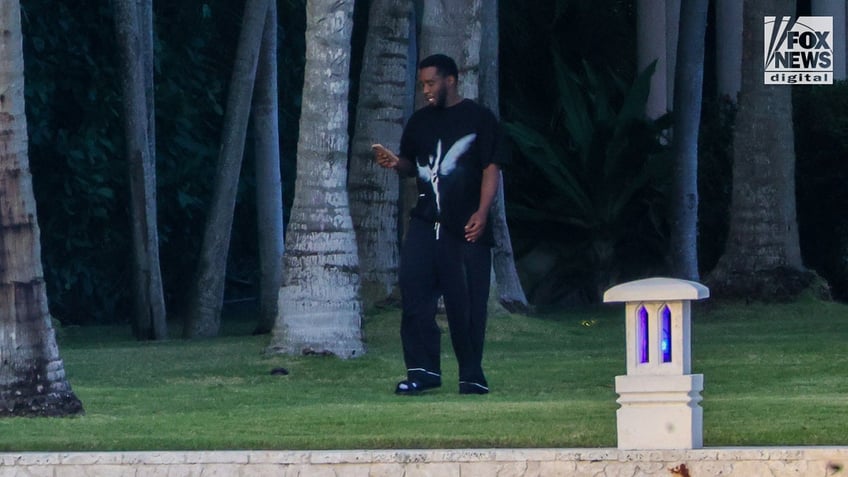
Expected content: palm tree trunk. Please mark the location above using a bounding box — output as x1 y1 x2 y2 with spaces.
418 0 482 103
348 0 414 308
668 0 708 281
637 0 671 119
706 0 816 300
479 0 529 312
113 0 168 340
252 1 284 335
0 0 83 416
184 0 270 338
715 0 743 101
269 0 365 358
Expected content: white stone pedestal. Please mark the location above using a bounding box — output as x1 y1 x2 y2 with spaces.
615 374 704 449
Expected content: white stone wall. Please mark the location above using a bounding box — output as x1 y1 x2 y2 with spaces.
0 447 845 476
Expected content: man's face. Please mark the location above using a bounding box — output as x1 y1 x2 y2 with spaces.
418 66 450 108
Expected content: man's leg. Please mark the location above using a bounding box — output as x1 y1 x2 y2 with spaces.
398 218 442 391
439 233 492 393
462 240 492 393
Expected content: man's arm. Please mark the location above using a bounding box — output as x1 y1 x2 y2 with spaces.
464 163 500 243
372 144 415 176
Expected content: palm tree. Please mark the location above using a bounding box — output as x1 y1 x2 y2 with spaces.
667 0 708 281
113 0 168 340
706 0 816 299
252 0 284 335
348 0 414 308
636 0 678 119
0 0 83 416
418 0 482 96
184 0 270 338
268 0 365 358
479 0 529 312
715 0 743 102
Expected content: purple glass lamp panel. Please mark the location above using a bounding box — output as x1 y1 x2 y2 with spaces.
637 305 649 364
661 305 672 363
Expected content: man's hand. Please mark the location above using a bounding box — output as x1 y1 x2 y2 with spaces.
371 144 400 169
464 163 500 243
464 210 488 243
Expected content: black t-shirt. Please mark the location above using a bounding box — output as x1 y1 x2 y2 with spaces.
399 99 506 245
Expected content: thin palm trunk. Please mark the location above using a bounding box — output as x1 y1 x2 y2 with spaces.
113 0 168 340
479 0 529 313
184 0 270 338
668 0 708 281
252 1 284 335
637 0 670 119
715 0 743 101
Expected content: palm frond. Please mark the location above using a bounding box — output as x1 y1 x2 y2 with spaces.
502 121 593 216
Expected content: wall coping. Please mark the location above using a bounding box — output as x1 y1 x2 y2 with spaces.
0 447 845 477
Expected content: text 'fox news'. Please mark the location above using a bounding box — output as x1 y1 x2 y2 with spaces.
764 16 833 85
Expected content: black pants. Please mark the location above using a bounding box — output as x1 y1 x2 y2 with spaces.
399 217 491 387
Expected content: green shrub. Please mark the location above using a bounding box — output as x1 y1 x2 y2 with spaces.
503 57 670 305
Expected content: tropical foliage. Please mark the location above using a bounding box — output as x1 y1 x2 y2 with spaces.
20 0 306 324
23 2 131 323
503 56 669 305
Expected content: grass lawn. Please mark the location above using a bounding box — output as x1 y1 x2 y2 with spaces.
0 296 846 451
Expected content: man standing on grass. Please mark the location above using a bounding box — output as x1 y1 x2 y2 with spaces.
372 54 505 395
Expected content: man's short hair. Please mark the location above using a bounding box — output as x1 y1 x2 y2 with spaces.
418 54 459 80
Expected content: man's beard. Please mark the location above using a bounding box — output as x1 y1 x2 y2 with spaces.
433 88 448 108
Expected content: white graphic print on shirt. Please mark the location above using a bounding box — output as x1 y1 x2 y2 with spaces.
416 133 477 236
